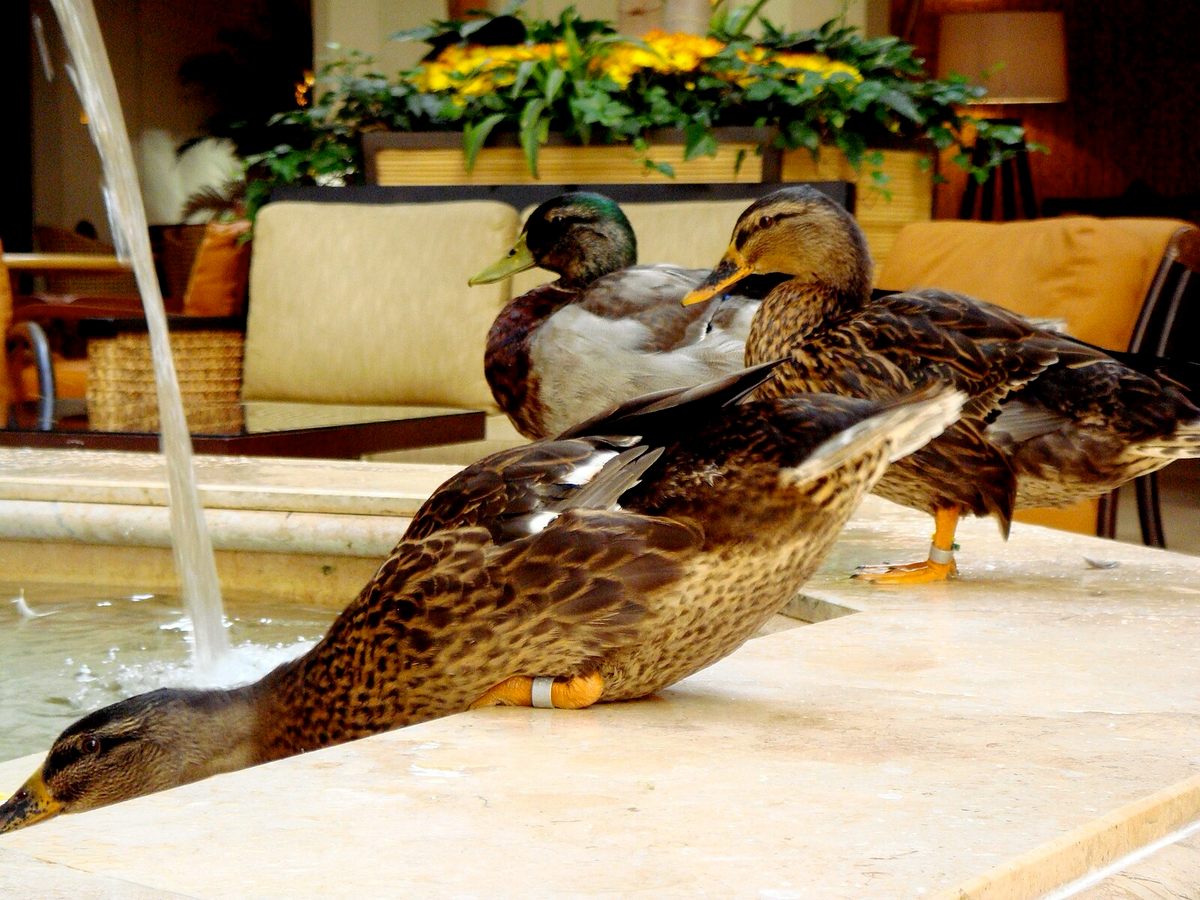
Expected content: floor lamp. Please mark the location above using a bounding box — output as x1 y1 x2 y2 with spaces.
938 12 1068 220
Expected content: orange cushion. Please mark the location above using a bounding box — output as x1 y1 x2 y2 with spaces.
876 216 1188 351
18 356 88 400
1016 500 1097 536
182 220 252 317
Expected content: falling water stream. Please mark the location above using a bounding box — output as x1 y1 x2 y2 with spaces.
48 0 228 666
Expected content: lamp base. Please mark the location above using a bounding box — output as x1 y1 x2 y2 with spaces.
959 118 1038 221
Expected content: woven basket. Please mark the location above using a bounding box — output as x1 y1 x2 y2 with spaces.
86 329 245 433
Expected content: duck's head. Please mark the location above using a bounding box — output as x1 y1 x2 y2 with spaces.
0 687 255 833
682 186 872 307
469 192 637 288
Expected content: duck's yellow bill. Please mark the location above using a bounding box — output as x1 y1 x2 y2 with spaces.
0 769 62 834
681 249 754 306
469 233 536 285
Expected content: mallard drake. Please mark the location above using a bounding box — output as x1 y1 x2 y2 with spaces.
682 185 1200 583
0 363 962 832
469 191 774 438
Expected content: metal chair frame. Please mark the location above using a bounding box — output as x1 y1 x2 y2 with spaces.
1096 225 1200 547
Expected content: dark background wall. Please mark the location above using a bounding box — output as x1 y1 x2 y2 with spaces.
900 0 1200 220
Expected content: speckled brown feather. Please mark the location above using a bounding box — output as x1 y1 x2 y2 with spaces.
254 510 696 758
2 363 964 827
721 186 1200 528
254 363 954 750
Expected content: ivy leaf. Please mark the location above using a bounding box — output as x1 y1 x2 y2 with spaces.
683 122 719 160
519 98 547 177
511 60 536 97
544 67 566 104
744 79 779 102
881 88 923 123
389 25 442 44
783 121 820 152
981 122 1027 145
835 131 867 167
462 112 506 172
645 158 675 177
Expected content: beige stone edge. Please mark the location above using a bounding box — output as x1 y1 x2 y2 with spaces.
0 498 403 556
939 772 1200 899
0 498 411 606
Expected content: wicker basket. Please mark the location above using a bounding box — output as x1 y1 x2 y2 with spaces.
86 329 245 433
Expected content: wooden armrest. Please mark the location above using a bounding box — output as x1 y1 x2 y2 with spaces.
3 252 132 273
79 313 247 339
12 295 147 323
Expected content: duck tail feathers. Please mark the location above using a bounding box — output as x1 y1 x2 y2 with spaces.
785 387 966 485
1137 419 1200 459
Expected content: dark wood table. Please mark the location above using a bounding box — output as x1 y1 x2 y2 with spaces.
1 399 485 458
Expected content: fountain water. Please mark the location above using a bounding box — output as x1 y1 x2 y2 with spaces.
47 0 228 665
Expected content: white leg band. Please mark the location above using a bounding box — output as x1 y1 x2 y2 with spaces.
928 543 956 565
531 676 556 709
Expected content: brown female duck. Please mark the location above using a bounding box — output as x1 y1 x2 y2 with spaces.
683 185 1200 583
469 191 770 438
0 363 961 831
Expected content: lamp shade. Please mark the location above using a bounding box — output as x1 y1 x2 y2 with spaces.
937 12 1068 104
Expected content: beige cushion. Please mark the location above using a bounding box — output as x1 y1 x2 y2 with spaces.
509 198 748 295
876 216 1188 352
243 201 520 411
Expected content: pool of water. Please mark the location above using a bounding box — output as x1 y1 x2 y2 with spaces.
0 582 338 763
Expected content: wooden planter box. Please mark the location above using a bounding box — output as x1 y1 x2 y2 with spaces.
364 129 783 186
361 130 932 269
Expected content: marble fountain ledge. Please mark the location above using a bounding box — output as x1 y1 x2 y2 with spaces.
0 454 1199 895
0 448 461 603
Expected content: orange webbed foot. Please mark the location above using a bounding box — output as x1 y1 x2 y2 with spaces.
854 506 961 585
470 672 604 710
852 557 957 584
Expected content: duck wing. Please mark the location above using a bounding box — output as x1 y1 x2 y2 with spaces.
754 288 1072 530
576 265 719 350
354 508 698 677
407 361 779 543
988 330 1200 497
404 439 659 542
764 287 1064 421
529 275 763 437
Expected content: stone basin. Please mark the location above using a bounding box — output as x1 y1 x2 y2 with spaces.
0 448 1197 896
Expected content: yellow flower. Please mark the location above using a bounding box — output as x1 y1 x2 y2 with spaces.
407 36 860 99
772 51 862 82
594 31 726 88
730 48 862 88
410 42 567 98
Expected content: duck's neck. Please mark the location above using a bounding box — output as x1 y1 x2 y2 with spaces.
746 279 863 364
244 625 459 762
152 686 265 783
485 283 576 438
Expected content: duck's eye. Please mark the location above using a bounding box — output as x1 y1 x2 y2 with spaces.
81 736 100 754
758 215 776 229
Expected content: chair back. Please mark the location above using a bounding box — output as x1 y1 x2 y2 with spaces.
242 200 522 413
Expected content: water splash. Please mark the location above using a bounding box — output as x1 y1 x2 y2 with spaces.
47 0 228 666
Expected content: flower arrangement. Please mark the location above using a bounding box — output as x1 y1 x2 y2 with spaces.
244 2 1030 213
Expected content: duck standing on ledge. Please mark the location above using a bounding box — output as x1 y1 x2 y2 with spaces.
682 186 1200 584
0 363 962 832
469 191 774 438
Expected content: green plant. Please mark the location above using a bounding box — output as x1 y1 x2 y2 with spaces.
244 2 1033 215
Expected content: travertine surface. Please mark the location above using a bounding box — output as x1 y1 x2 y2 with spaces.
0 454 1198 896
